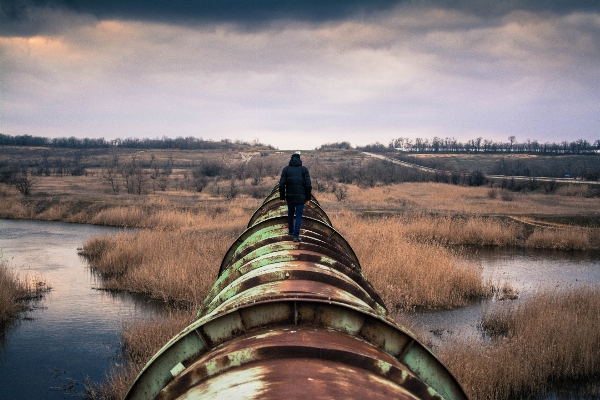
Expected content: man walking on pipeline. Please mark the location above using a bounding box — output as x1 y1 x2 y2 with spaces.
279 152 312 242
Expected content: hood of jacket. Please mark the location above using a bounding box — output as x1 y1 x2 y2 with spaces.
289 156 302 167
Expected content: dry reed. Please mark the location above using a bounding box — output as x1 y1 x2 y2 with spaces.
525 226 599 250
83 230 229 305
82 226 242 306
0 198 35 219
88 201 253 230
0 260 50 325
401 215 523 247
0 261 26 325
438 287 600 399
555 184 590 197
36 205 69 221
332 212 492 310
85 311 192 400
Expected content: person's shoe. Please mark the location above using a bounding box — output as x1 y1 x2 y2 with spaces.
293 236 302 242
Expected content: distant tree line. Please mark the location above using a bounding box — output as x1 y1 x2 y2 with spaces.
330 136 600 155
0 134 273 150
309 156 487 191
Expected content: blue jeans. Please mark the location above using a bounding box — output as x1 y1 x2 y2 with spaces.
287 202 304 237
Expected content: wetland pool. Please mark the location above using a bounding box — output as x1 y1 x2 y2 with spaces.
0 219 165 399
1 219 599 399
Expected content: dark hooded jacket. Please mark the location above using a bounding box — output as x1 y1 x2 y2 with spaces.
279 154 312 203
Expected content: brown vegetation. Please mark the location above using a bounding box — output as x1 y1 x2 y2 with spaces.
81 207 247 306
525 226 600 250
85 311 192 400
0 260 50 327
438 287 600 400
333 212 493 310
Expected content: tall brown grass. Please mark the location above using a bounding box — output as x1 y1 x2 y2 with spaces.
85 311 192 400
438 287 600 400
89 206 248 230
526 226 600 250
0 199 35 219
0 260 50 326
82 226 242 306
400 215 523 247
332 212 492 310
82 229 236 306
555 184 591 197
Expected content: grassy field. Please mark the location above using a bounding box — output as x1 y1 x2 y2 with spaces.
2 146 600 399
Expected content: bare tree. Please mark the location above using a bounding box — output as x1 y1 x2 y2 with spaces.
120 164 134 194
193 177 207 192
132 166 148 194
225 178 239 200
14 172 36 195
332 183 348 202
102 165 120 193
157 175 169 191
314 179 328 192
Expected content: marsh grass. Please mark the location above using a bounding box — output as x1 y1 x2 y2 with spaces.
400 215 523 247
0 260 50 326
82 227 240 306
438 287 600 400
526 226 600 250
332 212 493 310
81 202 249 306
85 311 192 400
555 184 591 197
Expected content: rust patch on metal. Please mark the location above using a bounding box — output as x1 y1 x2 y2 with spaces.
125 184 468 400
158 326 443 400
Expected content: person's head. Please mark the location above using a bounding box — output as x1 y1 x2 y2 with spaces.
289 151 302 166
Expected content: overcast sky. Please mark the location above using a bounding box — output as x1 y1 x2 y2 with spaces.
1 1 599 150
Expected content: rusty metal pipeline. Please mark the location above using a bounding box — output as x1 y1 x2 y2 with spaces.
125 185 468 400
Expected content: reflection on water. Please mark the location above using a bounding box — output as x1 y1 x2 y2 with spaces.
0 219 166 399
410 247 600 342
472 247 600 293
408 246 600 399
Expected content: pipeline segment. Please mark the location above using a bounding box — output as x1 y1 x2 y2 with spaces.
125 185 468 400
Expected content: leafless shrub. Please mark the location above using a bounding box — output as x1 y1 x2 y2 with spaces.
225 178 239 200
501 190 514 201
332 183 348 202
13 173 36 195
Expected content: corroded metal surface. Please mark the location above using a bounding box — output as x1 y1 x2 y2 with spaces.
125 185 468 400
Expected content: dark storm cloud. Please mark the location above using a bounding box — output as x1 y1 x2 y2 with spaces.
2 0 600 36
2 0 400 35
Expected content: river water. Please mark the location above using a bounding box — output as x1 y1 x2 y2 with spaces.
1 219 599 399
0 219 164 399
410 247 600 343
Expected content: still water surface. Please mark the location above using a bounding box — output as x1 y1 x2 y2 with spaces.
1 219 599 399
0 219 164 399
409 247 600 400
411 247 600 341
